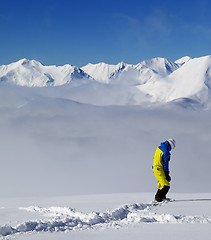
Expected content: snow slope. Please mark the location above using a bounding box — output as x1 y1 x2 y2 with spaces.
137 55 211 106
0 193 211 239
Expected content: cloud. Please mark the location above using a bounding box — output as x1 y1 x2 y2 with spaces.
193 24 211 39
110 13 144 39
110 8 173 50
145 8 171 36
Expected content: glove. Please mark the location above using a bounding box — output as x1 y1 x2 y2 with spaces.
165 171 171 182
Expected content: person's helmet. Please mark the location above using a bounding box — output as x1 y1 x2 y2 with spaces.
168 139 176 150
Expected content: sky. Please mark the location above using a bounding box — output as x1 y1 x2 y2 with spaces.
0 0 211 67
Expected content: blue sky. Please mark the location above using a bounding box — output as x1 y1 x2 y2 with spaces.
0 0 211 66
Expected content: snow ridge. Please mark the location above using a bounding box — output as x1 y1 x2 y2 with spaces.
0 202 211 237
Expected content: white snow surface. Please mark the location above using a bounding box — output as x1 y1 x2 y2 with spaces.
0 193 211 239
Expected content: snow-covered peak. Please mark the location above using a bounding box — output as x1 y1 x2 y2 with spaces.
81 61 131 83
175 56 192 65
0 59 92 87
13 58 43 68
81 58 179 84
136 57 180 76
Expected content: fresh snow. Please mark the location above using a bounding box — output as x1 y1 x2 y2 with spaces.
0 193 211 239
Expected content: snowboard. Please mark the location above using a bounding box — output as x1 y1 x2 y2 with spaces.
151 198 175 206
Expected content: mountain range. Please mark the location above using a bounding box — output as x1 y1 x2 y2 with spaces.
1 55 211 108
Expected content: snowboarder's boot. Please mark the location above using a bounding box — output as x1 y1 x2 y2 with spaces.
155 189 163 202
155 186 170 202
160 185 170 200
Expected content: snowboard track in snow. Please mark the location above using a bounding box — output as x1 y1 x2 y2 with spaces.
1 202 211 238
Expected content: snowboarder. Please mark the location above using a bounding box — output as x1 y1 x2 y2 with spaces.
152 139 176 202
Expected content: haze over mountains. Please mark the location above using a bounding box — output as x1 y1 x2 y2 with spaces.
1 55 211 108
1 56 211 201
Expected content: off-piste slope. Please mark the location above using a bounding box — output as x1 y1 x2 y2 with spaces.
1 196 211 237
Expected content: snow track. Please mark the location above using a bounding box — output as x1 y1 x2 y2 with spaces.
1 202 211 237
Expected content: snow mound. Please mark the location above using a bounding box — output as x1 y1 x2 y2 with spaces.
1 202 211 237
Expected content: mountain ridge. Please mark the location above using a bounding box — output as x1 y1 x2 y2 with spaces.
1 55 211 108
0 59 92 87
